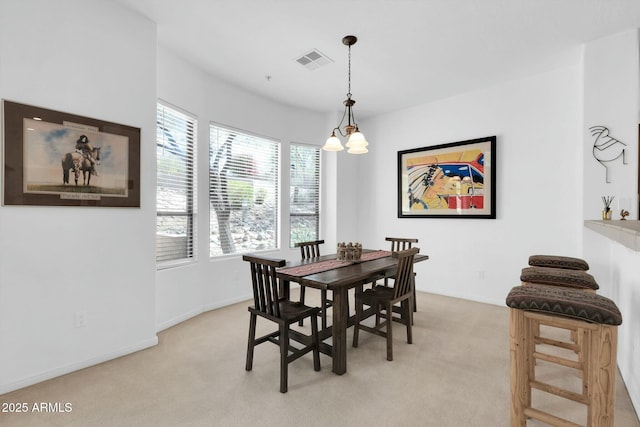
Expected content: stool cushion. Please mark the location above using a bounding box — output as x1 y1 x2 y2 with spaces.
506 284 622 325
521 266 599 290
528 254 589 271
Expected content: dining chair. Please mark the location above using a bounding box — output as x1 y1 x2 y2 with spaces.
384 237 419 312
295 240 332 330
243 254 321 393
352 247 419 361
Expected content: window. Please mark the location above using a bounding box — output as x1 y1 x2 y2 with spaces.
290 144 320 247
209 125 279 257
156 103 197 265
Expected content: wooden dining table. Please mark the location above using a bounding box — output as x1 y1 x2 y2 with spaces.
277 250 429 375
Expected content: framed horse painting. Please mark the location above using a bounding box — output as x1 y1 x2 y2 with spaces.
397 136 497 219
2 100 140 207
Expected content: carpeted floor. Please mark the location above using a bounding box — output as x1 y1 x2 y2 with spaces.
1 291 638 426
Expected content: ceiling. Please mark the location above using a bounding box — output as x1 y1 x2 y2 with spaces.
114 0 640 119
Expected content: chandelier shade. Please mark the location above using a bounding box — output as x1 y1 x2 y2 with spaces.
323 131 344 151
322 35 369 154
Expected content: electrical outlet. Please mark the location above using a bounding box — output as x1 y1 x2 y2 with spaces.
75 311 87 328
478 271 485 280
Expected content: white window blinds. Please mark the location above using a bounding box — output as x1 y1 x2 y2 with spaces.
290 144 320 247
209 124 279 257
156 103 197 265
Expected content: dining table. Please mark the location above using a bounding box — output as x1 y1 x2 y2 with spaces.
277 249 429 375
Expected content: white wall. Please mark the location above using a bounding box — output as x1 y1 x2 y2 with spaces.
0 0 158 393
356 64 584 306
583 30 639 220
155 47 328 330
581 29 640 413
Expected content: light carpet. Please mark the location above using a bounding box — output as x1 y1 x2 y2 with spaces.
1 291 638 426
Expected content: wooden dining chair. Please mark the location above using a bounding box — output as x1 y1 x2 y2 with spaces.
243 254 321 393
384 237 419 312
352 247 419 361
295 240 332 330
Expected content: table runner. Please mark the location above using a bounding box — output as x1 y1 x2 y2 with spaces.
359 250 392 261
277 250 392 277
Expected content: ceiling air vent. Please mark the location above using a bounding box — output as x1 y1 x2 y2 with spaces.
295 49 333 70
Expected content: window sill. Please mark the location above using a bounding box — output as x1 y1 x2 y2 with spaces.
584 220 640 252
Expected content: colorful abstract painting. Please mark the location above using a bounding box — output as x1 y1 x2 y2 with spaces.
398 136 496 218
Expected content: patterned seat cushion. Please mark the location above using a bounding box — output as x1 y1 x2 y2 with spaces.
528 254 589 271
521 266 599 290
506 284 622 325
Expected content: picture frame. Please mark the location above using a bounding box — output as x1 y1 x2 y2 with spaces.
398 136 496 219
2 100 140 207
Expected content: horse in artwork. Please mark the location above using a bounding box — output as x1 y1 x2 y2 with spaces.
61 147 101 186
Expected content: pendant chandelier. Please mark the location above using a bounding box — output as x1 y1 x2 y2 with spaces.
323 35 369 154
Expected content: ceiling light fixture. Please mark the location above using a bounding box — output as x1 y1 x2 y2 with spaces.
323 35 369 154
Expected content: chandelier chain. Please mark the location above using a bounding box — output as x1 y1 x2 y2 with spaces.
347 44 352 98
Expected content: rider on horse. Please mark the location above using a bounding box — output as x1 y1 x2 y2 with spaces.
75 134 98 176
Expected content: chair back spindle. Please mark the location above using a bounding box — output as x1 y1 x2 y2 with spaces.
392 247 419 299
243 255 286 318
386 237 418 252
295 239 324 259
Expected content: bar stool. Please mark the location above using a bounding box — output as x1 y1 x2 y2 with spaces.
506 284 622 427
528 254 590 271
521 266 599 292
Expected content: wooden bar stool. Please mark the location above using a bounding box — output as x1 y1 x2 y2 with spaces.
521 266 599 292
528 254 590 271
506 284 622 427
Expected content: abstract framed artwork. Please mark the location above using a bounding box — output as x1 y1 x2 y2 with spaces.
398 136 496 219
2 99 140 207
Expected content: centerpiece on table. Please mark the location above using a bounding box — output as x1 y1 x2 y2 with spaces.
337 242 362 261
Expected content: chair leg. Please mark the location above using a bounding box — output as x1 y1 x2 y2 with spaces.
386 302 393 361
246 313 257 371
412 275 417 312
298 286 306 326
406 299 413 344
311 314 321 371
280 324 289 393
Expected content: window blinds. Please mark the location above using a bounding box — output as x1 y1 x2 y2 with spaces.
290 143 320 247
209 124 279 257
156 103 197 264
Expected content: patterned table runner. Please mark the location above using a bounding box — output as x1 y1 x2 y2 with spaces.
359 250 392 261
277 250 392 277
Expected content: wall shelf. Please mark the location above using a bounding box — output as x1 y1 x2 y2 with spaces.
584 220 640 252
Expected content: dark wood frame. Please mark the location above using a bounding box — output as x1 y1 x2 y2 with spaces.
2 99 140 207
397 136 496 219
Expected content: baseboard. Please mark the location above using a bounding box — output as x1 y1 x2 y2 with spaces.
419 288 504 307
156 308 203 332
202 294 252 312
156 294 253 333
620 358 640 420
0 336 158 395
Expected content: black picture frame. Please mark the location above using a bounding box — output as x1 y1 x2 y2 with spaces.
2 99 140 207
398 136 496 219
